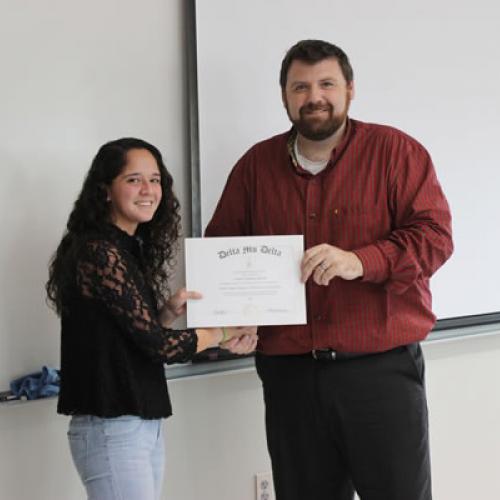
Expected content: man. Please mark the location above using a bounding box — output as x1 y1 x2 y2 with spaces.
205 40 453 500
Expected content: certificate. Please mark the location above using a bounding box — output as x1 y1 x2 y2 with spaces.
185 235 307 327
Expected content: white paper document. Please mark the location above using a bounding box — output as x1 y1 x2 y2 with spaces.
185 235 307 327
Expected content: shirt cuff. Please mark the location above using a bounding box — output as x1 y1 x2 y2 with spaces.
352 244 389 284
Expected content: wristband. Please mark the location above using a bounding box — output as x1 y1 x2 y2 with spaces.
220 327 229 344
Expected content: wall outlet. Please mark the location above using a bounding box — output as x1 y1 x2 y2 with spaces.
255 472 274 500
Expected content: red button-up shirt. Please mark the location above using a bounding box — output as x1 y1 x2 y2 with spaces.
205 119 453 354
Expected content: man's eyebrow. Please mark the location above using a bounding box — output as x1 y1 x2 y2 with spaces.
289 79 308 85
290 76 340 84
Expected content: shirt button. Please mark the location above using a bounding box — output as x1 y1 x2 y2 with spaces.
333 208 339 215
315 315 322 321
309 212 317 219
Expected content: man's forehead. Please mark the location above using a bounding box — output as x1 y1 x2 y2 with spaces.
287 57 344 80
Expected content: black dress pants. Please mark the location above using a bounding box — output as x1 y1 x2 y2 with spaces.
255 344 432 500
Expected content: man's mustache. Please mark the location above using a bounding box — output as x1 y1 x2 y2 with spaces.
300 102 333 115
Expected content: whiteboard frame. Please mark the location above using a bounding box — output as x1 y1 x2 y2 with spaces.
185 0 500 334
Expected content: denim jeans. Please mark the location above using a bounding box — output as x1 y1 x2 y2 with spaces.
68 415 165 500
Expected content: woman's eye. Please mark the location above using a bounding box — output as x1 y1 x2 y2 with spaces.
151 178 161 184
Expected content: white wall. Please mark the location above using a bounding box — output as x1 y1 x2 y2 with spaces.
1 333 500 500
1 1 499 499
140 333 500 500
425 333 500 499
0 0 191 390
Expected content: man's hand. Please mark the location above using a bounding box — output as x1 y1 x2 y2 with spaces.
159 287 202 327
301 243 363 286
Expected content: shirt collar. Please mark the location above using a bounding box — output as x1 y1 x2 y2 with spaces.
287 117 353 174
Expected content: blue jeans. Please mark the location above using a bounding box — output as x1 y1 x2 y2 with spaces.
68 415 165 500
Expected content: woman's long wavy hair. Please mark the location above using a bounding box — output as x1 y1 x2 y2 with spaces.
46 138 181 315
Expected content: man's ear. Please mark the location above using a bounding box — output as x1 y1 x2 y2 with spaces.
281 89 287 109
347 80 355 100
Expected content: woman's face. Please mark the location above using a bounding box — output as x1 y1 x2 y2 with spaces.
107 148 163 235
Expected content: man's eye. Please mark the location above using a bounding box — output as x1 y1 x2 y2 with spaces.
293 84 307 92
322 81 335 88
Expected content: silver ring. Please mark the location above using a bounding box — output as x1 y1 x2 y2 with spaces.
320 262 327 271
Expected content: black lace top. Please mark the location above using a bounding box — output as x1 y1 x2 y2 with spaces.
57 224 197 418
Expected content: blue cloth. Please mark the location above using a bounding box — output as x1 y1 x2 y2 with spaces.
10 366 60 400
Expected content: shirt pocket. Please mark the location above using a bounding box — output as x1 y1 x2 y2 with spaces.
329 205 388 248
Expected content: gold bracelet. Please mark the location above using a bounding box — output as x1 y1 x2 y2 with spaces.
221 327 229 344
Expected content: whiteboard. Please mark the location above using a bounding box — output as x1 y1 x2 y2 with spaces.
193 0 500 320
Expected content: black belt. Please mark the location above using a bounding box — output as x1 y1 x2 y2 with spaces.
311 345 408 362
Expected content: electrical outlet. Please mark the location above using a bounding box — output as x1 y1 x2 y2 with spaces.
255 472 274 500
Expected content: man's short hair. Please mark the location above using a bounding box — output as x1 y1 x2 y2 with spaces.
279 39 354 89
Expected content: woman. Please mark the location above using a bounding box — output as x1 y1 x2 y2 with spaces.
46 138 257 500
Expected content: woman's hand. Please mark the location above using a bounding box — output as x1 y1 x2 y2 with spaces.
221 333 258 355
195 326 258 353
220 326 258 354
159 287 202 327
221 326 258 341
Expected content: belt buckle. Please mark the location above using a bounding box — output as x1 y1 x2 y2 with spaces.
312 349 337 361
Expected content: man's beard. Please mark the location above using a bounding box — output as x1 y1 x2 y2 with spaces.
288 101 349 141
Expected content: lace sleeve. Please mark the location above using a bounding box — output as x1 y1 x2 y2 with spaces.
76 239 197 364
